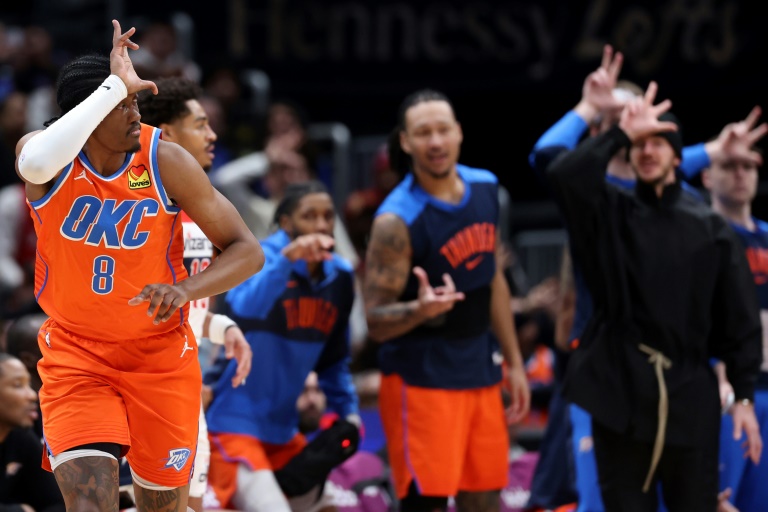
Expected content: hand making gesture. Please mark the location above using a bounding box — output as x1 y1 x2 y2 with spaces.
110 19 158 96
576 44 627 123
618 81 677 142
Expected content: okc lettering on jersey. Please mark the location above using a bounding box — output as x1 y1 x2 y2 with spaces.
60 195 160 249
439 222 496 269
745 247 768 285
283 298 338 335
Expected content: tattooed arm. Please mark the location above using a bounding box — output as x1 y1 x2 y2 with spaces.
363 213 464 342
363 214 420 342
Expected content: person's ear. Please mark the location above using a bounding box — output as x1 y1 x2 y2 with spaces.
399 131 412 155
279 215 292 234
159 123 176 141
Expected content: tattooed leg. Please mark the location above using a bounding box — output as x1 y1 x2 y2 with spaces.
455 490 500 512
134 483 189 512
54 456 120 512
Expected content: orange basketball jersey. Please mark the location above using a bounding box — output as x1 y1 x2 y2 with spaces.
27 123 189 341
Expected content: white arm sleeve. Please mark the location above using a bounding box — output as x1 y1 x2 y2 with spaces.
18 75 128 184
211 152 269 187
208 314 237 345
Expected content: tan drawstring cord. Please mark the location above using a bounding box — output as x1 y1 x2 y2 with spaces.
638 343 672 493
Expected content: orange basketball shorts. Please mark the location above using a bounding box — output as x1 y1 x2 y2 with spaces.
37 318 201 488
207 432 307 508
379 373 509 499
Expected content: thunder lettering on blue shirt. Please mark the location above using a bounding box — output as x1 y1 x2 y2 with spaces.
204 230 358 444
375 164 503 389
530 110 711 341
731 219 768 310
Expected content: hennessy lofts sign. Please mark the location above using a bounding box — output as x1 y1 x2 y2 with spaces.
225 0 748 86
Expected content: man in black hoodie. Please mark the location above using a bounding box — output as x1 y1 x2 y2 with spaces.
546 82 763 512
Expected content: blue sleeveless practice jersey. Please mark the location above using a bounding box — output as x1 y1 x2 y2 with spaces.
375 164 503 389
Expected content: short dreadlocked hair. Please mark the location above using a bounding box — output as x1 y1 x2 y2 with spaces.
46 54 111 126
137 77 202 127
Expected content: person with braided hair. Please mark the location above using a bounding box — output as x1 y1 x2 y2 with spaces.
13 20 263 512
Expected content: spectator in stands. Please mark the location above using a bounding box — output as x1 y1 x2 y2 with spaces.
0 91 28 189
10 26 58 95
4 313 45 394
212 113 359 267
4 313 45 439
0 22 16 103
344 144 399 267
0 353 64 512
286 371 397 512
131 21 201 82
202 66 261 158
0 180 39 320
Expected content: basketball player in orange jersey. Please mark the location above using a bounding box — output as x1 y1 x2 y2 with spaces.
138 76 253 512
13 20 264 512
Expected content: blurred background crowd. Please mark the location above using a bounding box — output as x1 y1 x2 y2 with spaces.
0 1 765 511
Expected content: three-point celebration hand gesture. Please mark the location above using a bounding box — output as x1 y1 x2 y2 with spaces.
618 81 678 142
110 19 158 96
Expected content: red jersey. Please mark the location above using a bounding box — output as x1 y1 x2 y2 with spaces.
28 124 189 341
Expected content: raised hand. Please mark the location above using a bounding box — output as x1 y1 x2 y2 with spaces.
281 233 335 263
708 106 768 166
110 19 158 95
413 266 464 320
577 44 626 122
618 81 677 142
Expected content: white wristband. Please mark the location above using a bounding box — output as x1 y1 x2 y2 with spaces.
18 75 128 184
209 314 237 345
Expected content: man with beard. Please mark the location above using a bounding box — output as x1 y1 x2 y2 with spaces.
0 353 64 512
206 180 360 512
701 132 768 512
362 89 530 511
13 20 263 512
546 83 762 511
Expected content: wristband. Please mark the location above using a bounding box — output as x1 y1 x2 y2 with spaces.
208 314 237 345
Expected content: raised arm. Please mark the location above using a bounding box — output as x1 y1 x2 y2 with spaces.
681 106 768 179
530 45 626 175
15 20 157 199
363 213 464 342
